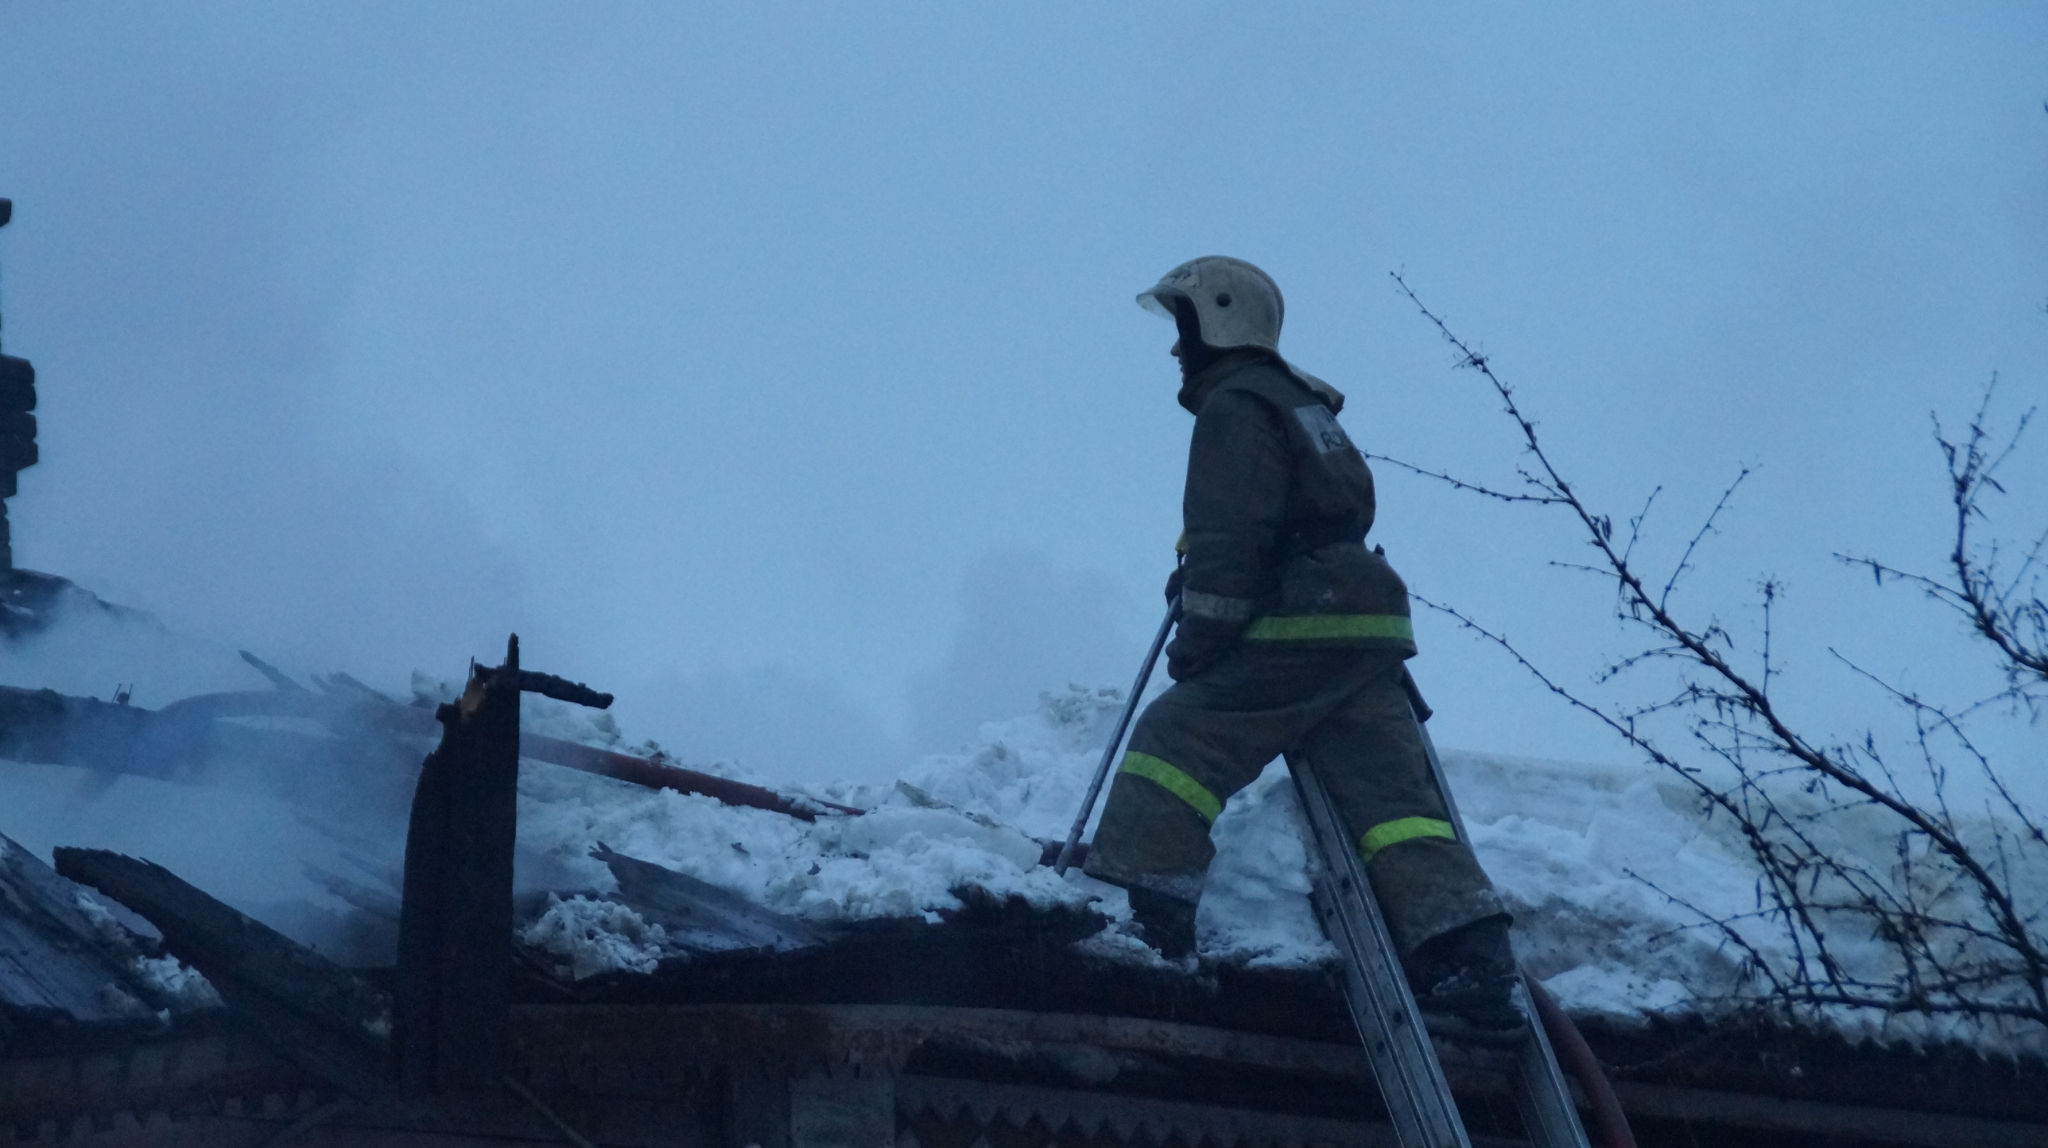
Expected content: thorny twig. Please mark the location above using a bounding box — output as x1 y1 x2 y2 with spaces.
1389 273 2048 1029
1840 377 2048 695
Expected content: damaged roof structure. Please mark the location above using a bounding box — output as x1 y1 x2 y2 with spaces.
1 199 2045 1148
3 632 2047 1148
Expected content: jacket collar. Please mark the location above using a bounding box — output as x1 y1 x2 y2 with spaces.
1176 348 1270 415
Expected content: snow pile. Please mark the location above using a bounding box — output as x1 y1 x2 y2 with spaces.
132 952 224 1011
517 764 1084 934
1457 752 2048 1054
505 681 1331 981
504 686 1644 982
520 895 669 980
512 689 1107 958
1198 766 1331 966
1452 754 1756 1021
61 886 220 1010
893 686 1330 968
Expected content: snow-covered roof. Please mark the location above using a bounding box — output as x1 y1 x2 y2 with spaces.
511 684 2048 1062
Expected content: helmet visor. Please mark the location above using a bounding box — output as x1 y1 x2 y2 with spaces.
1136 285 1186 319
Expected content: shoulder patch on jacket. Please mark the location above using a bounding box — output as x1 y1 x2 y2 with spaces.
1292 404 1353 454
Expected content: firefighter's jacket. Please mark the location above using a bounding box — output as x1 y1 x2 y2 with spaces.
1169 350 1415 676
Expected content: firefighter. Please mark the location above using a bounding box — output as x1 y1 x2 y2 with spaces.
1082 256 1523 1032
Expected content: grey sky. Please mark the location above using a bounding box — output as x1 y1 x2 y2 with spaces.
0 4 2043 784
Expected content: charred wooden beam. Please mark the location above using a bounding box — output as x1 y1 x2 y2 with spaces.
394 636 525 1095
0 193 37 571
0 679 411 800
0 672 861 823
511 669 612 710
523 731 862 820
52 846 392 1100
0 685 163 774
395 635 621 1095
343 680 860 820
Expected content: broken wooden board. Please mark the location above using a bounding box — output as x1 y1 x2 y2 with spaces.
53 846 393 1100
0 832 176 1031
593 843 839 954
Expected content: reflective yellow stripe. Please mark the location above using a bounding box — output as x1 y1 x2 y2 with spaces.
1119 752 1222 824
1359 816 1457 861
1242 614 1415 642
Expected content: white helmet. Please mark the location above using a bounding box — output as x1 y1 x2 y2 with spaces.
1136 255 1284 353
1137 255 1346 411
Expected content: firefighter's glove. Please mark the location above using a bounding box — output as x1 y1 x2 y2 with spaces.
1165 615 1240 681
1163 565 1186 607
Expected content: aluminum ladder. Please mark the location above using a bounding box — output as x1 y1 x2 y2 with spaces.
1287 676 1590 1148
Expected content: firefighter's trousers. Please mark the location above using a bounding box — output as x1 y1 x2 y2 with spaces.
1082 645 1505 955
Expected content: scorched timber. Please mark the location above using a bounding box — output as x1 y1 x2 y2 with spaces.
0 676 860 821
53 846 393 1101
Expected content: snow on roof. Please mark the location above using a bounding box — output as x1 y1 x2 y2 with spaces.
2 583 2038 1061
511 684 2048 1061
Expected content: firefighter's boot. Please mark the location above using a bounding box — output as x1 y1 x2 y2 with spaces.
1406 913 1526 1041
1127 887 1199 961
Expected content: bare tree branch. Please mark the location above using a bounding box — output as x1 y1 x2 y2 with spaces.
1390 274 2048 1029
1363 452 1567 504
1840 377 2048 689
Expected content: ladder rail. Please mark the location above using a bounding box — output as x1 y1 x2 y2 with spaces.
1408 681 1592 1148
1287 673 1592 1148
1291 752 1473 1148
1510 978 1590 1146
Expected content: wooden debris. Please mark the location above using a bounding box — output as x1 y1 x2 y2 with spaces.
0 832 170 1029
394 636 524 1095
53 846 392 1100
0 664 864 823
522 730 863 821
592 843 838 954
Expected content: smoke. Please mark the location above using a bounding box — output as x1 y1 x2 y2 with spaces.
0 596 392 958
548 548 1151 785
0 543 1148 964
909 549 1144 755
0 7 532 685
613 663 906 788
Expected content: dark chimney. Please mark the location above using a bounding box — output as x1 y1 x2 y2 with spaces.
0 198 41 572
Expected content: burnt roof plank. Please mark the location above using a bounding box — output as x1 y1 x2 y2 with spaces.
52 846 393 1100
0 833 165 1028
593 843 839 954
